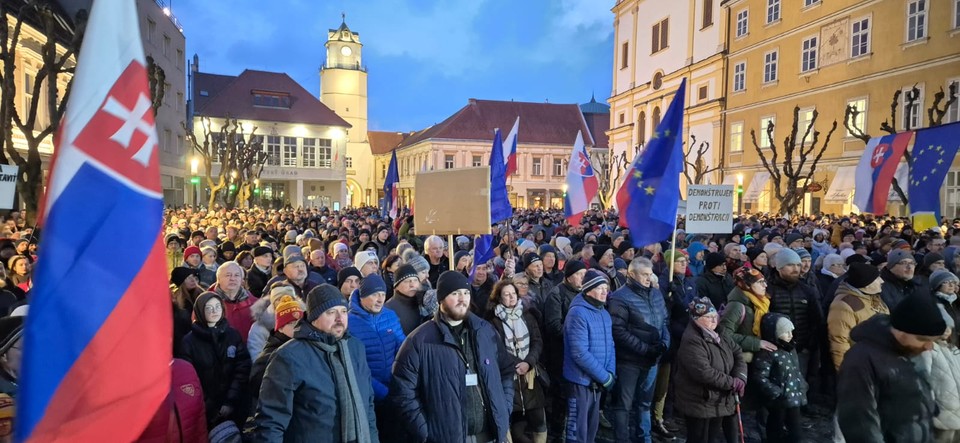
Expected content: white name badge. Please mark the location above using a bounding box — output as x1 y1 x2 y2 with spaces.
465 373 478 387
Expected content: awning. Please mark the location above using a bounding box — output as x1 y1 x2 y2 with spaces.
825 166 857 203
743 171 770 203
722 174 737 186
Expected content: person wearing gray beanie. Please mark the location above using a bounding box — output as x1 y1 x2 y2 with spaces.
930 269 960 294
881 249 920 310
774 247 801 270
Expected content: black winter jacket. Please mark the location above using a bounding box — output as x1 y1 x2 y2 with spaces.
696 271 735 310
542 281 580 378
249 331 290 415
488 308 546 413
390 312 515 443
247 265 272 298
879 267 927 311
837 315 937 443
608 280 670 367
767 273 822 351
750 313 808 409
660 273 698 363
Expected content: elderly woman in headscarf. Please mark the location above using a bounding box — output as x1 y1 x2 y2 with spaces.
675 297 747 443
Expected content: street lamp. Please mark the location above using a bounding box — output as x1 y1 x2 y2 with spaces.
561 183 568 209
190 157 200 206
736 173 744 215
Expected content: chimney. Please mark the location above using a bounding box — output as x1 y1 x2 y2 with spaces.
192 54 199 72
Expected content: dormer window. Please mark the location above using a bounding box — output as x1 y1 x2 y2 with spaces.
252 90 291 108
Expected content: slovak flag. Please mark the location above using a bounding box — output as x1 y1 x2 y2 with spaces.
18 0 171 441
502 116 519 176
853 132 914 214
564 131 598 225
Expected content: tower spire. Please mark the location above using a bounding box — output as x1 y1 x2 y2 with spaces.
341 12 346 24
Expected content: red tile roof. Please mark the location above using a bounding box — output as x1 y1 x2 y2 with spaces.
192 69 350 128
368 131 408 155
396 99 595 149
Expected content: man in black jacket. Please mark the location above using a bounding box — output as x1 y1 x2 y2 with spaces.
837 295 945 443
767 248 823 379
390 271 515 443
880 249 926 310
246 246 274 298
696 252 735 309
541 259 586 437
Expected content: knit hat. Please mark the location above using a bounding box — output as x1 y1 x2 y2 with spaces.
337 267 362 289
746 247 765 264
555 236 571 251
784 233 803 246
359 274 387 298
615 241 634 256
393 264 419 287
930 269 960 291
334 242 349 254
183 246 202 259
774 248 801 269
305 284 347 321
165 233 182 246
734 267 765 291
581 269 609 294
406 255 430 274
274 295 303 331
436 270 470 302
846 253 869 266
518 240 537 255
522 252 542 270
822 253 844 270
763 242 783 256
268 284 297 304
564 259 587 278
662 249 687 264
354 250 379 270
792 247 811 260
190 230 204 239
846 263 880 289
886 249 914 269
891 294 948 336
892 239 911 250
705 252 726 271
614 257 627 271
775 316 795 340
170 267 199 286
688 297 717 318
253 246 273 258
538 244 556 258
593 244 613 260
201 245 217 258
284 229 298 243
924 252 945 269
284 252 306 267
454 250 471 267
219 241 236 254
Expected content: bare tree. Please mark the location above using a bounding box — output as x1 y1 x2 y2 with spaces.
145 55 165 115
0 2 85 225
594 143 640 208
684 134 721 185
186 116 267 209
844 83 958 205
750 106 838 215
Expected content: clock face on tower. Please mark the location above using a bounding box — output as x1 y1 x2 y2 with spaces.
341 46 352 57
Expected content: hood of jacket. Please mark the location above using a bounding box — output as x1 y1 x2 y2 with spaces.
250 296 276 330
759 311 789 343
686 242 708 264
727 286 751 306
946 246 960 273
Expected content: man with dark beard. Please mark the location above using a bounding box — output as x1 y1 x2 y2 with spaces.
837 295 944 442
390 271 515 443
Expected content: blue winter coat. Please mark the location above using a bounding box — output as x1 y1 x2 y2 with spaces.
349 292 407 401
563 294 616 387
390 312 515 443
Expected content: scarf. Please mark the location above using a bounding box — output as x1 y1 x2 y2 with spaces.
937 291 959 304
495 300 531 360
741 289 770 337
820 267 839 279
694 320 721 344
314 337 371 443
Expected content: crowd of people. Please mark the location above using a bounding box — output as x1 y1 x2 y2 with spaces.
3 205 960 442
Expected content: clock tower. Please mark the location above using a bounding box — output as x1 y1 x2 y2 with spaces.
320 14 371 207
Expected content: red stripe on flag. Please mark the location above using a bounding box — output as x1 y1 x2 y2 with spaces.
27 236 171 442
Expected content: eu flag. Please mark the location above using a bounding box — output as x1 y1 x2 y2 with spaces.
490 129 513 223
908 122 960 231
617 78 686 248
469 234 495 282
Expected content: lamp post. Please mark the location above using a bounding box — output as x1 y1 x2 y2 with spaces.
736 173 744 215
190 157 199 206
561 183 568 210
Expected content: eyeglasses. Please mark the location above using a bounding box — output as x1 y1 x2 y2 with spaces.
754 280 768 286
896 261 917 267
204 304 223 313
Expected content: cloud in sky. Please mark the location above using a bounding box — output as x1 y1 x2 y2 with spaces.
171 0 613 131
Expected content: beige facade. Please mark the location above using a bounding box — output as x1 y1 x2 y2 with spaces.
320 19 374 208
721 0 960 215
138 0 187 205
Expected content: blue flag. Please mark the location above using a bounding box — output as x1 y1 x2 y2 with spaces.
908 122 960 231
490 129 513 223
616 78 686 249
383 149 399 218
469 234 495 282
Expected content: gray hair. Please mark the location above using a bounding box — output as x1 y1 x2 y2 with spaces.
425 235 444 249
628 257 654 274
216 261 244 279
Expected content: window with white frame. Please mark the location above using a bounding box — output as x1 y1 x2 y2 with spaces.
846 97 868 137
532 157 543 176
282 136 297 167
164 129 172 153
766 0 780 24
22 71 34 118
730 122 743 152
444 154 454 169
804 0 820 7
702 0 714 28
733 62 746 92
553 158 565 176
163 35 171 56
902 86 924 130
302 138 317 167
318 139 332 167
265 136 281 166
759 116 776 148
146 19 155 42
797 108 815 143
948 80 960 123
736 9 749 37
801 36 818 72
763 50 778 83
472 155 482 167
907 0 928 42
851 17 871 57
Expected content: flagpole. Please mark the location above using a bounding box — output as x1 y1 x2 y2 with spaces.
668 204 680 280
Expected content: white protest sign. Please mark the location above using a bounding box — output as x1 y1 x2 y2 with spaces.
0 165 18 210
685 185 734 234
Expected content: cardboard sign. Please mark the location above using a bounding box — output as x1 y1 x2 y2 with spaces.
0 165 18 210
685 185 734 234
414 167 492 235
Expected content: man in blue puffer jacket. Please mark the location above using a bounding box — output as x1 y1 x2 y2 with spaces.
563 269 616 443
349 274 406 441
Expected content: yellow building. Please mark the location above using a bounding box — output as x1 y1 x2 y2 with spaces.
608 0 727 195
722 0 960 215
320 17 374 208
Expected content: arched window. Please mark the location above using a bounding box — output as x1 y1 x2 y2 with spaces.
637 111 646 143
652 106 662 129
